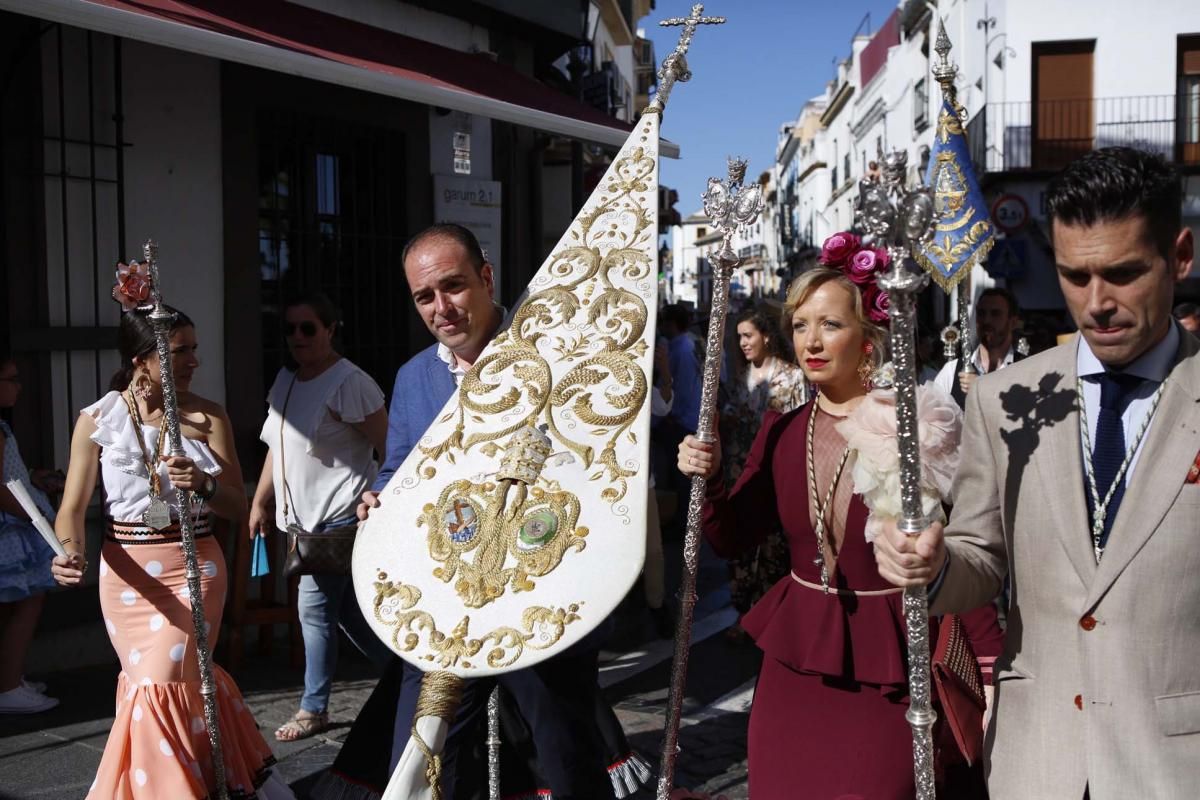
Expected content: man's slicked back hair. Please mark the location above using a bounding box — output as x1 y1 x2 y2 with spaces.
402 223 486 274
1046 146 1182 260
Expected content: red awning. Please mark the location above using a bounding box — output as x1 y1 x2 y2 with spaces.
860 9 900 89
8 0 679 157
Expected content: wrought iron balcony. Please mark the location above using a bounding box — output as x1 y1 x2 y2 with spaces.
966 94 1200 173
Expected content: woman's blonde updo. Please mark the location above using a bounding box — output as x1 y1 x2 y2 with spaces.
783 268 887 370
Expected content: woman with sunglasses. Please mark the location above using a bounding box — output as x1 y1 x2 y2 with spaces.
250 292 389 742
51 304 294 798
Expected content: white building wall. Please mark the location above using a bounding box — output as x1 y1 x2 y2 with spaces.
670 216 704 306
590 8 638 123
883 18 935 184
779 0 1200 319
40 33 223 464
999 0 1197 101
121 45 225 403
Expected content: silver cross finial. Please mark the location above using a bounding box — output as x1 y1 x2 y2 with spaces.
645 4 725 114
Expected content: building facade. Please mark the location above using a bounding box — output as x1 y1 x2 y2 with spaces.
669 211 707 307
0 0 659 474
774 0 1200 339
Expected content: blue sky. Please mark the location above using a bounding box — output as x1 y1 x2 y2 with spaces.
645 0 900 216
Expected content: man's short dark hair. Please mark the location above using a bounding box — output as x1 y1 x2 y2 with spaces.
1045 146 1182 260
1174 302 1199 320
659 303 691 333
978 287 1019 317
402 223 486 274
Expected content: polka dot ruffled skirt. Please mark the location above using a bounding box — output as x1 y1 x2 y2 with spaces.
89 537 281 799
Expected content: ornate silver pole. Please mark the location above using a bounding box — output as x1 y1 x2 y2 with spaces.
857 154 939 799
957 281 974 375
656 158 762 800
143 241 229 800
487 687 501 800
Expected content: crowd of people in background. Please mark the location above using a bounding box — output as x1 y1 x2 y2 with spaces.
1 145 1199 800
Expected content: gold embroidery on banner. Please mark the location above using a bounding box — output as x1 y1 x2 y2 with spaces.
932 151 969 228
421 478 586 608
375 123 654 665
937 106 964 144
371 571 582 670
925 220 994 269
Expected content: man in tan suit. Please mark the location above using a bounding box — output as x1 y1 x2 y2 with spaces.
876 147 1198 799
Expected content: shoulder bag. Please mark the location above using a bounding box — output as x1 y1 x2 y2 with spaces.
277 373 357 577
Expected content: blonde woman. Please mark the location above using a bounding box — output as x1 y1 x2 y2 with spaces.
679 235 1002 798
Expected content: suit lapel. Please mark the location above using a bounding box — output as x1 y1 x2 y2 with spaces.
1034 345 1098 588
1086 335 1200 607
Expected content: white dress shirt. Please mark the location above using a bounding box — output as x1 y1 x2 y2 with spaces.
934 344 1016 396
436 342 469 388
1076 322 1179 484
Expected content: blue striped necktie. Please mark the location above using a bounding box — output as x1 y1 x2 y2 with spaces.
1088 372 1145 552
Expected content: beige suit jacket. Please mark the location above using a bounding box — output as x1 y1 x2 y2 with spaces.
932 330 1200 800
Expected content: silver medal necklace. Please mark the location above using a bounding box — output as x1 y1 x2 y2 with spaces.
123 389 171 530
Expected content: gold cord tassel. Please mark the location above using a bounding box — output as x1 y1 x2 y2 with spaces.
411 670 466 800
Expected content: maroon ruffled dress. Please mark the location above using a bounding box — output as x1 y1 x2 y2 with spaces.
703 401 1002 800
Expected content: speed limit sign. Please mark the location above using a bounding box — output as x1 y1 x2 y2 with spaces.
991 194 1030 235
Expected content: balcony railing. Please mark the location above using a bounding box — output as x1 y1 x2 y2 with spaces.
966 94 1200 173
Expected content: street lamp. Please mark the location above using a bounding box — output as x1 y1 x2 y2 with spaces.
976 5 997 108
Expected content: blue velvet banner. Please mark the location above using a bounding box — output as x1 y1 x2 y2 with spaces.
916 98 995 290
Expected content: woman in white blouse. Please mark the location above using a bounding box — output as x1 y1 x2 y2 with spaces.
249 293 389 742
52 306 294 799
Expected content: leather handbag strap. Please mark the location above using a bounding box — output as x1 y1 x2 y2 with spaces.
278 372 300 527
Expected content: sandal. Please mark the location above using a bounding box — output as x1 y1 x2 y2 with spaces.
274 710 330 742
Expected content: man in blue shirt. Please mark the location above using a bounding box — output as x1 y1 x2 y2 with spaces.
659 303 702 434
328 224 631 800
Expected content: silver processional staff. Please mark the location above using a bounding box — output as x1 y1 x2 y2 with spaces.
856 152 941 799
657 156 762 800
130 241 231 800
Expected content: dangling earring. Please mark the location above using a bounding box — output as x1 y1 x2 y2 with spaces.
857 343 876 388
133 368 154 401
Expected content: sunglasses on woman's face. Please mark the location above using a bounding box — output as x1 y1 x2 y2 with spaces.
284 321 319 338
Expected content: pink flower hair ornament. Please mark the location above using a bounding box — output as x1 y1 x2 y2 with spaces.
112 260 152 312
820 230 891 325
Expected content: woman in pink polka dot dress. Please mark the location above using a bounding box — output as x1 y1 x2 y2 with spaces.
51 308 294 799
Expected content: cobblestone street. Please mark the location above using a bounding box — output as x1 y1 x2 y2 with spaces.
0 605 756 799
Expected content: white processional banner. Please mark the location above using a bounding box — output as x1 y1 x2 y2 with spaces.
354 112 661 677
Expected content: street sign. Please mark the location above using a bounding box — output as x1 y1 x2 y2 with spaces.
991 193 1029 235
433 175 502 297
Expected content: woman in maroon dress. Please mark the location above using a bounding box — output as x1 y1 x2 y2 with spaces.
679 254 1002 799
